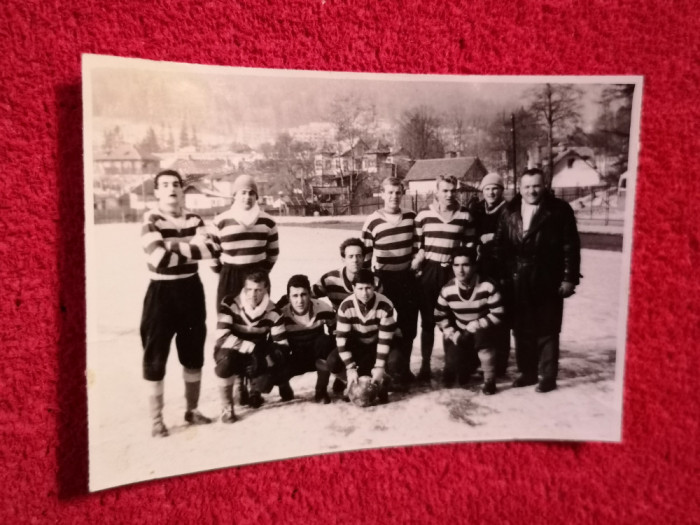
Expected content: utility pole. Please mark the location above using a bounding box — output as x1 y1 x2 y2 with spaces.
511 113 518 192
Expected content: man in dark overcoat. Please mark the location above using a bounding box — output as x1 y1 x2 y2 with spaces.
494 168 581 393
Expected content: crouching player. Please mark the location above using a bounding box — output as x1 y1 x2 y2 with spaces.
279 275 337 404
140 169 219 437
434 247 505 395
214 271 291 423
326 269 400 404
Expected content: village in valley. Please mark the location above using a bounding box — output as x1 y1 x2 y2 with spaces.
91 82 633 226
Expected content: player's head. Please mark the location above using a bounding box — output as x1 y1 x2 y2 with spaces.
242 270 269 307
352 269 376 304
381 177 404 213
451 246 478 284
480 172 504 206
232 174 258 210
436 175 459 208
286 274 311 315
154 170 184 211
339 238 365 274
520 168 545 205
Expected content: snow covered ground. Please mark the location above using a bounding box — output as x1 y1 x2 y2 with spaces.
86 223 626 491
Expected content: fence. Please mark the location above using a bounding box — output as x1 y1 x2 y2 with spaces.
93 185 624 226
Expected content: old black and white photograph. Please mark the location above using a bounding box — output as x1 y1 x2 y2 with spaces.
83 54 642 491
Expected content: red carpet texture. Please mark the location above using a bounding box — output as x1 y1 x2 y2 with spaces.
2 0 699 522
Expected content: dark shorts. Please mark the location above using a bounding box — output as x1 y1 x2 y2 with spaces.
140 275 206 381
419 260 454 329
327 339 401 378
288 333 335 377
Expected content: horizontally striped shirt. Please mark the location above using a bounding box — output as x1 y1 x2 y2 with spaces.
141 208 219 280
361 209 417 272
336 292 396 369
434 278 504 334
414 203 476 264
280 299 336 349
312 268 383 311
215 295 288 354
211 208 279 268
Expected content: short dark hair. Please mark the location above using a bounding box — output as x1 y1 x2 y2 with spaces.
521 168 545 180
287 274 311 296
244 270 270 290
381 177 404 192
340 238 365 258
154 169 183 188
352 269 375 287
451 246 478 265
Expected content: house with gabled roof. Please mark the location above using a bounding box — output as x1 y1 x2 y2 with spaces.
404 156 488 194
551 148 603 188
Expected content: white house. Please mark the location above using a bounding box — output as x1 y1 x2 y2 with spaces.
551 149 603 188
404 156 488 195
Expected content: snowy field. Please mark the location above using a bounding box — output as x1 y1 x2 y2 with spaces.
86 223 626 491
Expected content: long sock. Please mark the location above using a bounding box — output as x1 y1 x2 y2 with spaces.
147 380 165 421
183 368 202 411
316 369 330 392
218 377 234 408
421 331 434 365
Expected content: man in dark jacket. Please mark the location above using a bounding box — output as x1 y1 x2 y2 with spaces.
494 168 581 393
469 172 510 376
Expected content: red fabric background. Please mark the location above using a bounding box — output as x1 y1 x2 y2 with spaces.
2 0 699 522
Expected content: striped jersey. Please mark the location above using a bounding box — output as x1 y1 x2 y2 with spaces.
141 208 219 280
279 299 336 349
215 295 288 354
211 207 279 268
312 268 383 311
336 292 397 368
434 278 504 334
414 203 476 264
361 209 417 271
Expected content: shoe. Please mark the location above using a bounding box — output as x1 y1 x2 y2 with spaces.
332 378 346 395
443 372 456 389
314 389 331 404
536 379 557 393
279 382 295 401
185 409 213 425
482 380 497 396
403 369 416 384
389 381 409 393
248 391 264 409
377 387 389 405
151 419 169 438
512 374 538 388
220 405 237 424
416 364 431 382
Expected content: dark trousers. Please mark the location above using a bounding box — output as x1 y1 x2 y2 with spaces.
140 275 206 381
493 323 511 376
217 262 266 307
376 269 419 379
514 332 559 381
418 261 454 363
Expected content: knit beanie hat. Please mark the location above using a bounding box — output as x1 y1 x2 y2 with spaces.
480 172 504 190
232 174 258 196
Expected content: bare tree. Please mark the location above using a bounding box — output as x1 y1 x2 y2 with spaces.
528 84 583 184
328 93 377 202
398 106 445 160
590 84 635 179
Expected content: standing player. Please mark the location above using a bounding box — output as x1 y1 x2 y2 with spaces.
312 238 382 311
211 174 279 306
326 270 400 404
214 271 291 423
413 175 476 381
140 169 219 437
361 177 418 388
469 172 510 376
279 275 337 404
434 247 504 394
